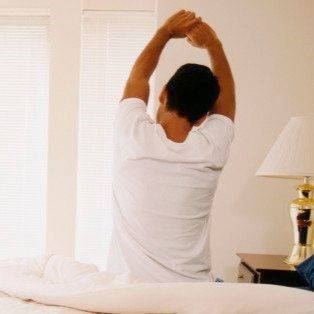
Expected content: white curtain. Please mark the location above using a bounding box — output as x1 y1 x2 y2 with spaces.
76 10 155 269
0 15 49 258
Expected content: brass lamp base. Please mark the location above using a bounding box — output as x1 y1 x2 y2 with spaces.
284 244 313 266
285 177 314 266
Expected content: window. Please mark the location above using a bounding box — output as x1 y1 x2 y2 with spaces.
0 14 49 258
76 10 155 269
0 4 155 263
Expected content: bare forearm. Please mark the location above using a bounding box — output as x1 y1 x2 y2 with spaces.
206 41 236 120
128 28 170 82
123 10 200 102
207 42 233 86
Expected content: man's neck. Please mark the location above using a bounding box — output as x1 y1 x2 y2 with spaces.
159 112 192 143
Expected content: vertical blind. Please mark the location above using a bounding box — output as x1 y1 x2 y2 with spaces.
0 15 49 258
76 11 155 269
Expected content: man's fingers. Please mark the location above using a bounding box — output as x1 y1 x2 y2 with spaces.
185 17 202 32
186 36 193 44
176 9 193 17
186 11 196 17
189 22 217 38
189 21 203 31
182 11 196 20
186 36 199 48
186 37 193 45
176 9 187 15
201 22 217 35
202 23 219 40
170 9 187 20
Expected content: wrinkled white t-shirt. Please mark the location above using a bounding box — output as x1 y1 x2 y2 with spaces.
107 97 234 283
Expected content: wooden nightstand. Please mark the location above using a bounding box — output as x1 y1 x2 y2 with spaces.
237 253 309 288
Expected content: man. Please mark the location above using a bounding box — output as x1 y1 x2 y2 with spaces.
107 10 235 282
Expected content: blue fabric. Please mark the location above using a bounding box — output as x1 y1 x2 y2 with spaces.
296 254 314 291
215 277 224 283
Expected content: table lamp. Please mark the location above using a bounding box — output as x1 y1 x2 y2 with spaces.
256 116 314 265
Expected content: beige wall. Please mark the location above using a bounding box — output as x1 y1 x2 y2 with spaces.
156 0 314 281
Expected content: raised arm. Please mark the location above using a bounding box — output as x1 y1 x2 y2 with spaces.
186 23 236 121
122 10 201 103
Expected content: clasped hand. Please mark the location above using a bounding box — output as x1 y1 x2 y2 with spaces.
160 9 219 49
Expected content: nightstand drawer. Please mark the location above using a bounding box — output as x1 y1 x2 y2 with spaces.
237 263 256 283
236 253 309 287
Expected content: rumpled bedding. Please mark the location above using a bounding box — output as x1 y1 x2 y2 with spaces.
297 254 314 291
0 255 313 314
0 291 93 314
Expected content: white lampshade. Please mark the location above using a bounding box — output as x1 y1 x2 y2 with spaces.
256 116 314 179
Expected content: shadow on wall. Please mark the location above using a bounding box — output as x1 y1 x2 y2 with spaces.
211 175 293 282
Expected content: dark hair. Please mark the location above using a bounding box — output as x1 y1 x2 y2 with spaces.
165 63 220 124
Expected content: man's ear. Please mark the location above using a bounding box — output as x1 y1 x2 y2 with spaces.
194 115 207 127
159 86 167 104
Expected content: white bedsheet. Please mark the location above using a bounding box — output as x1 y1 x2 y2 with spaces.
0 291 93 314
0 255 313 314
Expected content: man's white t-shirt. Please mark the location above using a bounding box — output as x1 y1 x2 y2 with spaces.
107 97 234 283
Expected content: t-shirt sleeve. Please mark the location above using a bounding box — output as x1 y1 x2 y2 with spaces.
114 97 153 155
197 114 235 167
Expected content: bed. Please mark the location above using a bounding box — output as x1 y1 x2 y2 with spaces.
0 255 312 314
0 291 93 314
